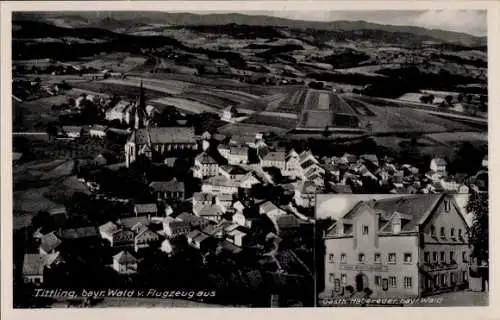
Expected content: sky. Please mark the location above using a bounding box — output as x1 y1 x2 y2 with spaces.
202 10 487 37
316 194 472 226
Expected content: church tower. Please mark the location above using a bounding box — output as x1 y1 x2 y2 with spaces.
134 81 147 129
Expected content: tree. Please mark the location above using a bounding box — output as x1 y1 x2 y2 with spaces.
445 95 453 106
322 126 331 139
466 191 488 263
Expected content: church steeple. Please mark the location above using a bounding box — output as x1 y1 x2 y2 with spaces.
134 81 147 129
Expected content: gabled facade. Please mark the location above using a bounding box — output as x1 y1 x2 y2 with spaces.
322 194 470 298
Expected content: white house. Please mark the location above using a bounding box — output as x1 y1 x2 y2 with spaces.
430 158 447 174
112 251 138 274
89 125 107 138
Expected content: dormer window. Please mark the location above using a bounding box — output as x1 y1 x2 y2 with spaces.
393 222 401 234
430 225 436 237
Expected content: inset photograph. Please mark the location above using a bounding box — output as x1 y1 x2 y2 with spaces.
315 193 488 307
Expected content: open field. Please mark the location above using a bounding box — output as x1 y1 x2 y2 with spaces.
150 97 217 114
218 123 288 136
242 113 298 129
275 86 308 113
423 131 487 146
72 81 167 100
340 96 376 116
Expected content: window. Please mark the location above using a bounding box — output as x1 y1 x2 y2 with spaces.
433 252 438 262
375 276 381 287
462 251 468 263
358 253 365 263
450 252 455 263
458 229 463 238
389 276 397 288
341 274 347 285
362 225 369 235
329 273 335 283
424 252 430 263
430 225 436 236
340 253 347 263
404 277 412 289
451 228 455 238
440 251 446 262
444 199 451 212
404 253 412 263
442 274 448 286
440 227 446 238
388 253 396 264
328 253 334 263
374 253 381 264
450 272 456 284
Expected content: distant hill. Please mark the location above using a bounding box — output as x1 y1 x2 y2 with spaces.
13 11 486 47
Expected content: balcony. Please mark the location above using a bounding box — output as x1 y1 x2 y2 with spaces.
419 262 458 272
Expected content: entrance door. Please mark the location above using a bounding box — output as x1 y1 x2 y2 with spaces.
355 273 367 291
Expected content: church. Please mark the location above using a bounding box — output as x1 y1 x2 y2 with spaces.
124 82 198 167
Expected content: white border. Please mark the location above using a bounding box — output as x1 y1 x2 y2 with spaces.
1 2 498 320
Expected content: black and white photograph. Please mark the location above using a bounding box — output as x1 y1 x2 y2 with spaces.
5 4 490 310
315 193 489 307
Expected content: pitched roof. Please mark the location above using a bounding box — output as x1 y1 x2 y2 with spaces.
432 158 447 166
134 203 157 213
196 152 218 164
193 192 218 202
203 175 239 188
149 179 184 193
130 127 196 145
23 252 62 276
230 146 249 156
262 151 286 162
119 216 149 230
99 221 120 235
113 251 137 264
198 204 225 217
259 201 279 213
220 165 249 175
176 212 210 227
40 232 62 253
59 226 99 239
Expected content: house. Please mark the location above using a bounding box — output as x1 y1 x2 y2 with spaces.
439 177 460 192
22 252 64 285
196 204 226 222
149 178 185 200
62 126 82 139
89 125 107 138
221 105 238 122
134 226 160 252
360 154 379 168
458 184 470 194
228 146 249 165
193 192 219 212
125 127 198 167
99 221 121 246
186 230 211 250
105 100 134 123
112 251 138 274
430 158 447 174
162 218 191 238
118 216 150 230
201 175 239 195
39 232 62 255
322 194 470 298
219 165 249 180
217 144 231 159
294 181 318 208
134 203 158 217
193 152 219 178
164 157 177 168
261 150 286 170
285 149 301 177
259 201 287 221
217 194 234 209
226 228 247 247
176 212 212 229
58 226 100 242
160 239 174 255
